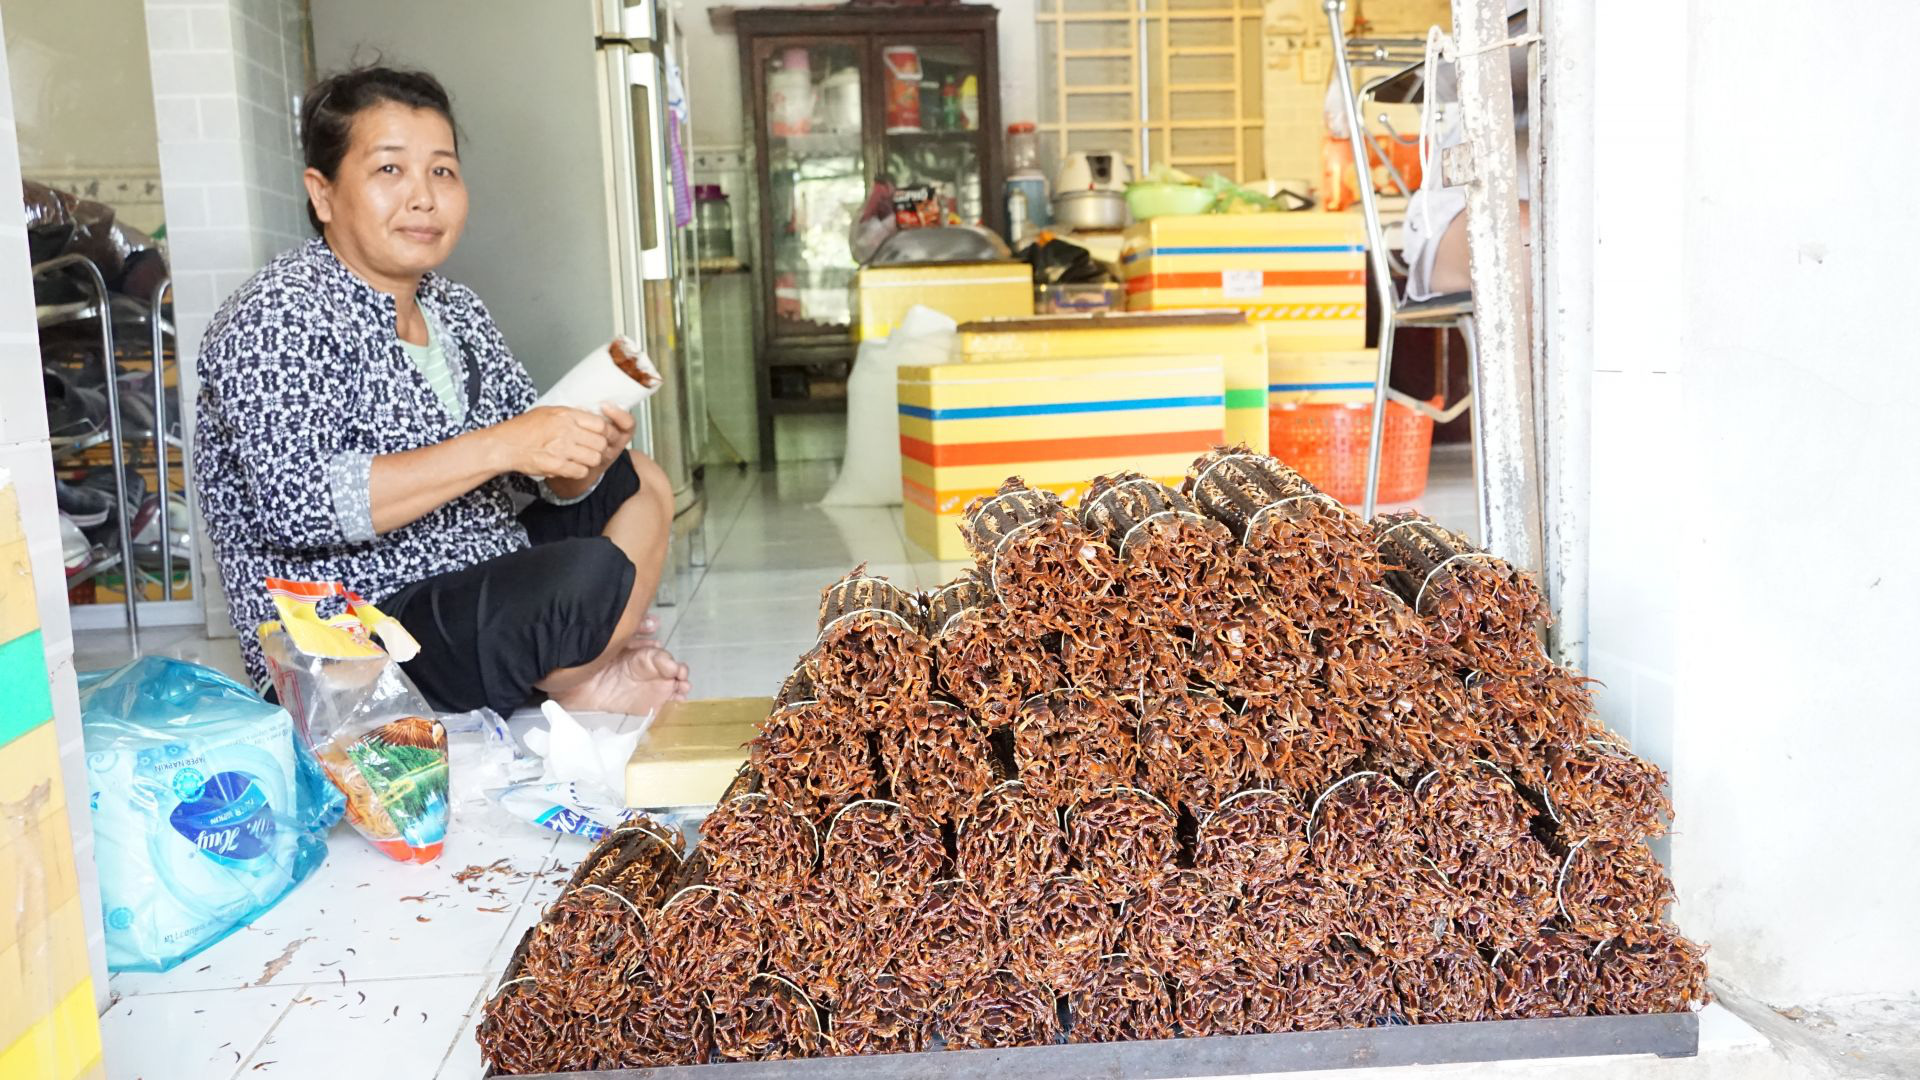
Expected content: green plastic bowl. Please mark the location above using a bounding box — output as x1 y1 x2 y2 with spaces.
1125 182 1217 220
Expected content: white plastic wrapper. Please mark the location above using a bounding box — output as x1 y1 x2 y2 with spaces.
487 701 654 841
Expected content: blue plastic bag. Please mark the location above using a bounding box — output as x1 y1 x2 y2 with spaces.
80 657 343 972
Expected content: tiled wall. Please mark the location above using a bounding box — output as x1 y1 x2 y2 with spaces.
143 0 312 632
0 11 107 1075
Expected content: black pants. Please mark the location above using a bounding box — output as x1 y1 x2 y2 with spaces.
382 454 642 715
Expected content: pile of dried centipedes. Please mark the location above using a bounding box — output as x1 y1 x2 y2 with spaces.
478 448 1705 1073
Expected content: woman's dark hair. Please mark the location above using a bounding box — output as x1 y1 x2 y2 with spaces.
300 64 459 233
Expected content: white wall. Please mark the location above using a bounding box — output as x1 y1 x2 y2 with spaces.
1586 0 1920 1005
144 0 311 634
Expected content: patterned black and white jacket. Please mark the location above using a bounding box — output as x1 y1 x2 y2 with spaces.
194 237 558 690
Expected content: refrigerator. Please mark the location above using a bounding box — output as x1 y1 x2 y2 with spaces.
311 0 706 595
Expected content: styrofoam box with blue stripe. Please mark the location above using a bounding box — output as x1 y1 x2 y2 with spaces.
1269 348 1378 406
955 311 1268 453
898 355 1227 559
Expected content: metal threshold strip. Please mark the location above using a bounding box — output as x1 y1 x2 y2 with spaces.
505 1011 1697 1079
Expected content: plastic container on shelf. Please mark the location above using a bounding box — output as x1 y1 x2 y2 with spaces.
1006 122 1040 172
769 53 813 137
959 75 980 130
694 184 734 260
884 46 923 131
1266 400 1434 505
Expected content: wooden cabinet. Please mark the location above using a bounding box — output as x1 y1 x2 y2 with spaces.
736 6 1003 465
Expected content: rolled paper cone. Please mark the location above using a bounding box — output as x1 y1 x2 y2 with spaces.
537 336 663 414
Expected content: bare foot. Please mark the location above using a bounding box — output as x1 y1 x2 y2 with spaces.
552 644 688 716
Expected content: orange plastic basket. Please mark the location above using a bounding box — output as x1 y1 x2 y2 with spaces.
1267 401 1434 505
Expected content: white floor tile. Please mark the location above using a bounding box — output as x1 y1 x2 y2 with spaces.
687 562 922 602
75 624 248 682
672 638 816 701
111 823 562 996
241 974 486 1078
668 588 827 648
434 977 497 1080
102 983 298 1080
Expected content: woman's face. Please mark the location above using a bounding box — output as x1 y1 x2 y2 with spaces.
305 101 467 287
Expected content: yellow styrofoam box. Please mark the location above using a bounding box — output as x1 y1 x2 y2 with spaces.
898 354 1227 560
0 486 21 546
625 697 770 809
0 896 90 1052
1269 348 1378 405
1120 212 1368 353
854 261 1034 342
0 722 64 809
0 977 102 1080
0 538 41 645
953 311 1269 453
0 803 79 957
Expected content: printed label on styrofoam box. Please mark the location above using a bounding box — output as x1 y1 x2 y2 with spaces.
1221 269 1264 300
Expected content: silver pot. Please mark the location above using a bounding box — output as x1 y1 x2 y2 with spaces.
1051 189 1128 230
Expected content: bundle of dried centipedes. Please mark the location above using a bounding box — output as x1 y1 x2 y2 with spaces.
1590 928 1711 1014
964 478 1121 631
928 569 1063 723
885 878 1008 1009
1542 734 1674 844
1065 786 1179 903
758 873 867 1006
1005 873 1119 992
1277 938 1398 1032
1013 688 1142 810
1243 688 1366 793
1066 953 1176 1043
806 566 931 727
1414 762 1558 949
819 798 946 911
1389 932 1496 1024
1555 839 1676 943
748 695 876 823
1195 788 1309 887
1124 868 1245 977
698 793 818 901
1138 690 1264 815
1310 771 1464 962
1081 471 1240 629
1492 930 1598 1019
710 973 830 1061
646 885 764 998
955 780 1069 906
941 968 1065 1049
828 972 929 1056
1058 596 1196 700
1375 512 1550 676
879 699 997 823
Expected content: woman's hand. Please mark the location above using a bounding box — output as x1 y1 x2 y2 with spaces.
486 406 609 480
592 404 637 472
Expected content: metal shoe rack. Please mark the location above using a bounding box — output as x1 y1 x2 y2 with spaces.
34 253 190 652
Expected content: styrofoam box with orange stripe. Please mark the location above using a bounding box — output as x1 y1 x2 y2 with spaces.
1119 212 1368 353
855 261 1034 343
898 356 1227 559
953 311 1268 453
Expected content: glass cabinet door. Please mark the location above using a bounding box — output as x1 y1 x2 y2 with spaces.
759 39 868 338
875 37 989 227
